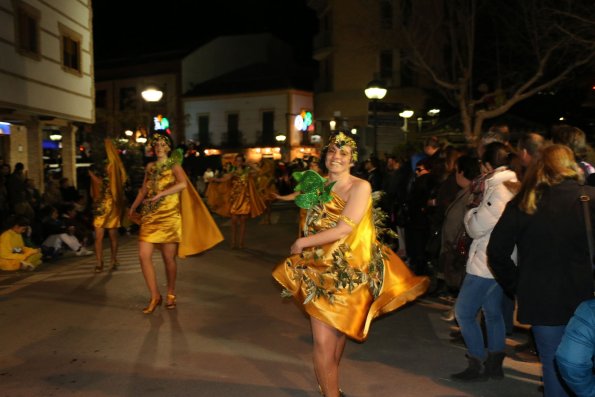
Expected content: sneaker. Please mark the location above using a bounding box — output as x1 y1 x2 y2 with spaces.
20 261 35 271
76 247 94 256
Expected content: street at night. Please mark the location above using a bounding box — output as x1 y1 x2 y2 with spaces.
0 207 542 397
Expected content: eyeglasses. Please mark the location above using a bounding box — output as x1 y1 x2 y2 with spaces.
415 168 425 172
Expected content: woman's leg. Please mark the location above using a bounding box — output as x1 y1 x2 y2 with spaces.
454 274 488 359
94 227 105 270
231 215 238 248
238 215 247 248
532 325 570 397
108 228 119 267
311 316 343 397
139 241 159 299
161 242 178 306
481 280 506 353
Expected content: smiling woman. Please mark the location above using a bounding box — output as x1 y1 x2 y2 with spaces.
272 132 429 397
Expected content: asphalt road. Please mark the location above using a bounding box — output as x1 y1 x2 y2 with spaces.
0 205 543 397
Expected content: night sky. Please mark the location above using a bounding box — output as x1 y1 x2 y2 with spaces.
92 0 318 64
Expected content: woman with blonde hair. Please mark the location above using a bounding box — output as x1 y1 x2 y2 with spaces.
488 144 595 397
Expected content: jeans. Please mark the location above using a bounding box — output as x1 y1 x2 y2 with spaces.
532 325 571 397
455 274 506 359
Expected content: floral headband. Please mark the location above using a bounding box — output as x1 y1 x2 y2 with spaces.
326 132 358 162
147 133 172 149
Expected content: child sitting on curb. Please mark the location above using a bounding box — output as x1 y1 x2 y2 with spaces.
0 215 42 271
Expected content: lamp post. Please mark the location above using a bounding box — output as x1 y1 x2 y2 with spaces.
364 79 387 156
399 109 414 142
141 86 163 138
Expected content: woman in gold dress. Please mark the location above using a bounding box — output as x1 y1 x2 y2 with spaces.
272 132 429 397
255 158 278 224
129 132 223 314
209 154 265 248
89 139 127 273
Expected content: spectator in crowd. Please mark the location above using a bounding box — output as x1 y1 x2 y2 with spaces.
0 164 9 227
551 124 595 186
364 157 383 192
8 162 34 220
555 298 595 397
40 206 92 257
0 215 42 271
439 155 481 297
451 142 519 382
488 144 595 396
59 177 80 203
43 174 63 207
404 157 438 276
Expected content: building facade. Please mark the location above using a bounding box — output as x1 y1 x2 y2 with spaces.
182 34 316 163
0 0 94 189
308 0 439 158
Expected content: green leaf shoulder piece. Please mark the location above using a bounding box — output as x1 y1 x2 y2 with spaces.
292 170 336 209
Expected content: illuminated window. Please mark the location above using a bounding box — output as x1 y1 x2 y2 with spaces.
14 1 40 59
59 23 82 75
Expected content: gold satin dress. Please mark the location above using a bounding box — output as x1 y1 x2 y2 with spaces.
256 161 278 202
229 167 266 217
91 166 123 229
207 167 266 218
272 192 430 342
139 160 224 257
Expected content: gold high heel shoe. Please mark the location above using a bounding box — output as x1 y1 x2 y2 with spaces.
94 262 104 273
109 261 119 271
165 293 176 310
142 295 162 314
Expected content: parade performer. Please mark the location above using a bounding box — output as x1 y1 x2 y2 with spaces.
209 154 265 248
255 158 278 224
272 132 429 397
129 131 223 314
89 139 127 273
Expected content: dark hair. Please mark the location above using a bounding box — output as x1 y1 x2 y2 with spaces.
416 157 432 171
456 155 481 181
518 132 546 157
10 215 30 228
551 124 588 160
482 141 513 169
423 136 441 149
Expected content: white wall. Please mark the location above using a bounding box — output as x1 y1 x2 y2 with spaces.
0 0 94 123
184 90 313 147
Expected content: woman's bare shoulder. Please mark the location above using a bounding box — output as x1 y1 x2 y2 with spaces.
350 175 371 191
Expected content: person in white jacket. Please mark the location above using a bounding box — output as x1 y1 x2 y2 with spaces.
451 142 520 382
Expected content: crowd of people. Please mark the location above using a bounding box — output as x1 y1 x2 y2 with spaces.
1 122 595 397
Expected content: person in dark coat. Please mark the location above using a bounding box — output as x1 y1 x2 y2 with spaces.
487 144 595 397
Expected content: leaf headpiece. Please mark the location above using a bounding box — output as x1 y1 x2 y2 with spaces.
326 131 358 162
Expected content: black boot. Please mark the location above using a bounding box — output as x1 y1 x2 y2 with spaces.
484 351 506 380
450 355 487 382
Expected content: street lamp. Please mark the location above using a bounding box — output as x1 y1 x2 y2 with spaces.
364 79 387 156
399 110 414 131
141 86 163 102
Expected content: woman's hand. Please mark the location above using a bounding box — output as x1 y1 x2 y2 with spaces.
147 193 162 203
290 238 305 254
